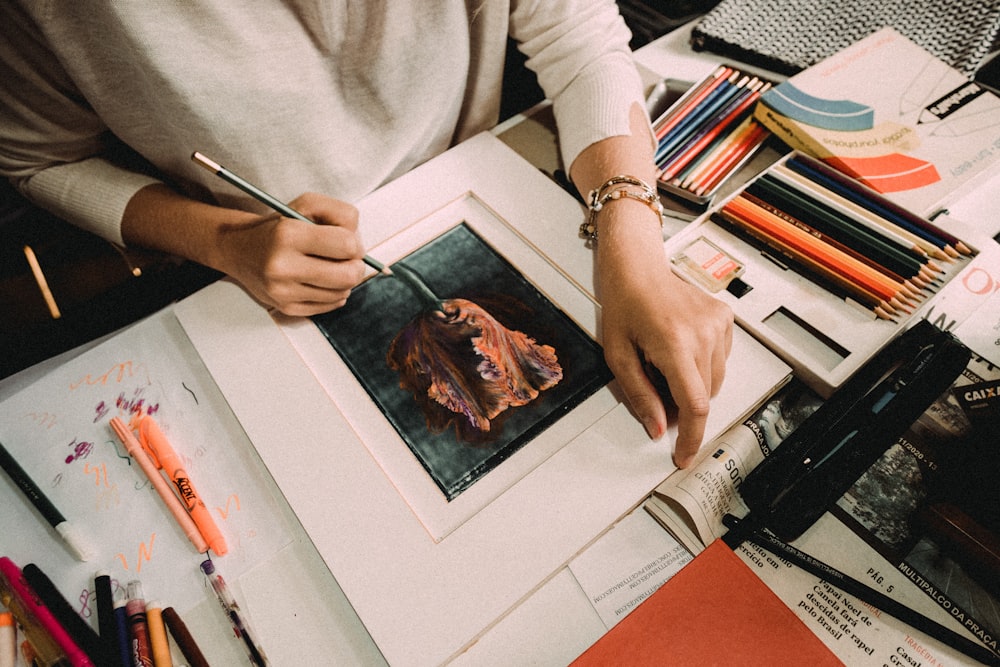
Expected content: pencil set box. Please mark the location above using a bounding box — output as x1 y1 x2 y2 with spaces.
662 150 997 396
651 64 775 206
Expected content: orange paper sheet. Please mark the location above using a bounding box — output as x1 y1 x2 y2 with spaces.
572 539 843 666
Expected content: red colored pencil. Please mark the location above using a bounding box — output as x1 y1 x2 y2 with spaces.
654 66 732 141
691 121 770 195
660 81 770 181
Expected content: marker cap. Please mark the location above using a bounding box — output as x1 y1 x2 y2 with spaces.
55 520 96 561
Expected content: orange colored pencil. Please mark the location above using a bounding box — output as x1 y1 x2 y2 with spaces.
692 121 770 195
713 208 898 320
739 192 923 298
724 196 912 306
660 81 770 181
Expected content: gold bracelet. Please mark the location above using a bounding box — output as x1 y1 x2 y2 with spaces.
579 175 663 245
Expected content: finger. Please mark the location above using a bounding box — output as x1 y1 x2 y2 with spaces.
276 297 351 318
662 358 712 469
604 344 667 440
295 253 367 291
709 325 732 397
292 193 360 231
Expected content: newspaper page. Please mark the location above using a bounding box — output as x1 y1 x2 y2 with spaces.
646 379 823 553
826 351 1000 658
736 351 1000 665
645 349 1000 665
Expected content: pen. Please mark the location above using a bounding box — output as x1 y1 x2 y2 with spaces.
134 415 227 556
0 439 95 562
0 557 93 667
191 151 392 276
201 559 269 666
110 417 208 554
95 571 120 667
0 612 15 667
162 607 209 667
144 601 171 667
113 587 132 667
125 581 152 667
22 564 105 666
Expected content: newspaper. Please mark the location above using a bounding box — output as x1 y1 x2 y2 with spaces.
645 351 1000 664
828 352 1000 658
646 378 822 554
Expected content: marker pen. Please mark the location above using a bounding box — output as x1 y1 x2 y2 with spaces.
0 612 15 667
125 581 152 667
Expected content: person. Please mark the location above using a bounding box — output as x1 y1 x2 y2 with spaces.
0 1 732 467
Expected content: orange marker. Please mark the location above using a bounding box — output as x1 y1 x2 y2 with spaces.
134 415 228 556
111 418 208 554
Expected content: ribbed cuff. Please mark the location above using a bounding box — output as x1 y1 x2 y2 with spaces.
21 157 160 246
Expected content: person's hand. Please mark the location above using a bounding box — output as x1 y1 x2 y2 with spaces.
213 192 368 316
595 201 734 469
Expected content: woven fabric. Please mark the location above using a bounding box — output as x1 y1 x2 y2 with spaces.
690 0 1000 76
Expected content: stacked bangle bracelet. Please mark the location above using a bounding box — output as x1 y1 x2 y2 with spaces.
579 175 664 244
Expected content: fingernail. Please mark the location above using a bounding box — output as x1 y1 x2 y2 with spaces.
673 453 694 469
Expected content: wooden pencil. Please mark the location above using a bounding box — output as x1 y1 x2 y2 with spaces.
724 196 914 308
654 65 732 141
694 123 771 196
786 154 974 257
656 73 747 164
660 80 769 180
712 208 898 320
746 175 934 287
768 164 947 270
739 191 921 297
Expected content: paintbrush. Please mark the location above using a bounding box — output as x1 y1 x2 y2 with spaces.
191 151 392 276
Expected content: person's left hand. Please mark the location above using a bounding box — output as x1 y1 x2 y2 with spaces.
594 200 734 468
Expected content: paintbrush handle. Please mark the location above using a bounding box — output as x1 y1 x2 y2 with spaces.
191 151 390 275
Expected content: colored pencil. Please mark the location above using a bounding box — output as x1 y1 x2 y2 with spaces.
692 121 770 195
785 154 974 256
746 175 935 287
723 196 914 309
739 191 920 296
654 66 732 141
655 72 747 164
660 80 769 180
712 209 898 320
767 165 946 273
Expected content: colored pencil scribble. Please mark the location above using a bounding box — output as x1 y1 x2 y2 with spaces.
387 298 562 441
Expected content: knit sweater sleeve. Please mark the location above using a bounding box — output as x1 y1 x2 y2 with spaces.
0 1 159 246
509 0 650 174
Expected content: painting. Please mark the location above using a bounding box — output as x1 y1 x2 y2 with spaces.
312 223 610 501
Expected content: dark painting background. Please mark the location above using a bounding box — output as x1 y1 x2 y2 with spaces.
313 223 610 500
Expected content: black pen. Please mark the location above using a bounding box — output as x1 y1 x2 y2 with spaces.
722 515 1000 666
0 440 95 561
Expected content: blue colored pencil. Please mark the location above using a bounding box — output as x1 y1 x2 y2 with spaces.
655 72 748 164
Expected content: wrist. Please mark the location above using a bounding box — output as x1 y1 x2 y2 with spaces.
579 174 663 246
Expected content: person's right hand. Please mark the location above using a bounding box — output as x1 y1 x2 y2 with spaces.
212 192 368 316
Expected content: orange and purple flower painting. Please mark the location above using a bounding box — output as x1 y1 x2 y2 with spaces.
312 224 609 501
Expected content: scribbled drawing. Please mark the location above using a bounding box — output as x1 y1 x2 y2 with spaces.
182 381 199 404
69 360 149 389
216 494 241 520
26 411 58 429
116 533 156 573
313 223 609 501
64 437 95 464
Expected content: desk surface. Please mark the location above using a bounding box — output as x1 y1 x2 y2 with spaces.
2 19 999 667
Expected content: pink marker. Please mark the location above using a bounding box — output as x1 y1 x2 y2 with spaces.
0 557 94 667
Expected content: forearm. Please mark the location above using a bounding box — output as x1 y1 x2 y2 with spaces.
121 183 256 274
569 101 667 294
